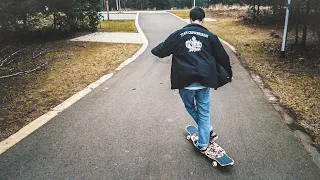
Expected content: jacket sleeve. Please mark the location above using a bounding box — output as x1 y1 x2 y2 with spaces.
151 32 177 58
211 35 233 78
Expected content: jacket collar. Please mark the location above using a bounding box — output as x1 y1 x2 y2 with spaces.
184 23 208 31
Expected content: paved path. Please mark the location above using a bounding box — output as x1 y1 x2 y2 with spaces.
70 32 143 44
0 13 319 179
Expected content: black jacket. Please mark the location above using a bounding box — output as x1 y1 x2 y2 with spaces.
151 23 232 90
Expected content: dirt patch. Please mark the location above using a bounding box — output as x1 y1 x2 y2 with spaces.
0 41 140 141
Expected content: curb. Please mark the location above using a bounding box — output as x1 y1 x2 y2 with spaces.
116 12 149 71
169 11 320 168
0 12 149 154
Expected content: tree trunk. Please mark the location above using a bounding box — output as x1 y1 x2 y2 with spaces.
295 9 300 45
257 0 261 15
22 14 27 29
106 0 110 20
253 0 256 14
116 0 119 10
53 12 57 29
302 0 311 47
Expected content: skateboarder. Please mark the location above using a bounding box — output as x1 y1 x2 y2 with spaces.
151 7 232 153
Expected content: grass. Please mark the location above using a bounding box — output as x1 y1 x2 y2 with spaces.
98 20 137 32
168 10 190 19
0 41 140 141
172 8 320 146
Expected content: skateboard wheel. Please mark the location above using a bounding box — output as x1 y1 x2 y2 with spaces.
187 135 191 140
212 161 218 167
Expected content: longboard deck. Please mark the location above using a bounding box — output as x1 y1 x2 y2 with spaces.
186 125 234 167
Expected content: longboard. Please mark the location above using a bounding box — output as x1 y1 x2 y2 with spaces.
186 125 234 167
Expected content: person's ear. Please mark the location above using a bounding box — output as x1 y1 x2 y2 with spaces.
190 18 193 24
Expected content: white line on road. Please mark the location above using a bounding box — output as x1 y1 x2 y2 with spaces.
115 12 149 71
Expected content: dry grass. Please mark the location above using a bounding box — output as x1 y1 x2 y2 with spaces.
168 10 190 19
208 4 249 11
0 41 140 141
98 20 137 32
203 10 320 146
169 4 248 19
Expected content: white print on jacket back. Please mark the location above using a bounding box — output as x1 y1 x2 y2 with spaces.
185 36 202 52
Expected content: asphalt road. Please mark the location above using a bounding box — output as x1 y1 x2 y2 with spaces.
0 13 319 180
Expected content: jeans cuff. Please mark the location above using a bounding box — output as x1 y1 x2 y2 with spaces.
196 142 208 148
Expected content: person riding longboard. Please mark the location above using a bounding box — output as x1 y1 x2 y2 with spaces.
151 7 232 154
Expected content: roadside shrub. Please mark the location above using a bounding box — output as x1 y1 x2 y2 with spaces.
87 10 100 29
0 0 102 44
243 8 284 25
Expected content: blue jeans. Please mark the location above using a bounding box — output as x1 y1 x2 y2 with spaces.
179 88 212 147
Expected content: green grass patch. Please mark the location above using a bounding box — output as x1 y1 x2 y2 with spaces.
98 20 137 32
168 10 190 19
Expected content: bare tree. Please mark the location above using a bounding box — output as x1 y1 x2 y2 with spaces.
302 0 311 47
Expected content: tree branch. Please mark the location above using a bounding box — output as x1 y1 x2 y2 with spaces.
0 62 48 79
0 49 25 67
1 49 47 68
32 49 47 59
0 46 9 53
